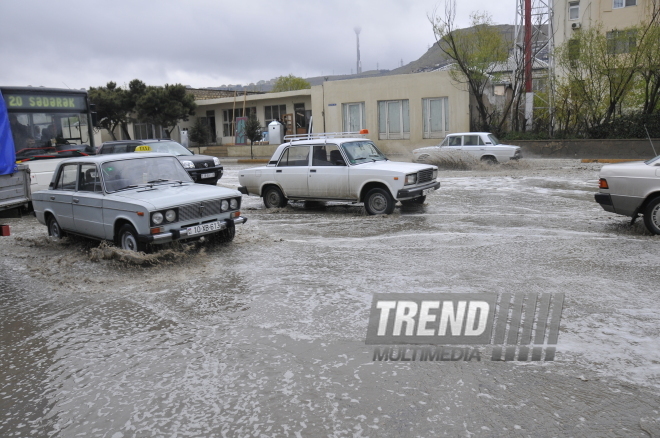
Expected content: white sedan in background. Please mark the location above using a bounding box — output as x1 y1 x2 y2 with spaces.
413 132 522 164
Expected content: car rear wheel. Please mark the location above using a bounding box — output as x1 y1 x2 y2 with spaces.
481 156 497 165
643 197 660 235
364 188 395 215
47 216 66 239
263 186 287 208
117 224 146 252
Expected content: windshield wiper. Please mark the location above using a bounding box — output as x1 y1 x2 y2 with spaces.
147 178 170 184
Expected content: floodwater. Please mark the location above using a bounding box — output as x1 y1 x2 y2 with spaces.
1 159 660 437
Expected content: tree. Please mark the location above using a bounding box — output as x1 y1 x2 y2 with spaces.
188 118 210 146
271 75 311 92
134 84 197 138
243 113 263 159
88 82 133 140
429 5 513 132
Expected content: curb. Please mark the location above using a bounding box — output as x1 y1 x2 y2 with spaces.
581 159 646 163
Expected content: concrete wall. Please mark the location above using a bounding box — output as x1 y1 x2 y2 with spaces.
508 138 660 159
310 70 470 155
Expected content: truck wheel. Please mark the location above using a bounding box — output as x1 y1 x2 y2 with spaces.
643 197 660 235
263 186 287 208
47 216 66 239
117 224 146 252
401 195 426 205
365 188 395 215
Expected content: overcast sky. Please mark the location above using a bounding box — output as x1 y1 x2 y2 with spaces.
1 0 516 91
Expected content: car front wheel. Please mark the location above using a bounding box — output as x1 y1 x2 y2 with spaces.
47 216 66 239
263 186 287 208
364 188 395 215
643 196 660 235
117 224 146 252
211 220 235 243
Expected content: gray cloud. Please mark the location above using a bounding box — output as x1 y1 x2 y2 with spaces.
0 0 515 89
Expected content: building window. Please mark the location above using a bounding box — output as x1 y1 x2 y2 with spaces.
222 107 256 137
568 38 580 65
613 0 636 8
422 97 449 139
342 102 366 133
134 123 168 140
569 1 580 19
606 30 637 54
378 100 409 140
264 104 287 129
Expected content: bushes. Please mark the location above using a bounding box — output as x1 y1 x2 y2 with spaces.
587 114 660 139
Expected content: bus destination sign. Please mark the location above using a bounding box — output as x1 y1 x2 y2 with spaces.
4 93 87 111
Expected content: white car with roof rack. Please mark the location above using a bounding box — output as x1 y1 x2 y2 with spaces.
237 130 440 215
412 132 522 164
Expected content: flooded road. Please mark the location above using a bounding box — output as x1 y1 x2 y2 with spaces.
1 159 660 437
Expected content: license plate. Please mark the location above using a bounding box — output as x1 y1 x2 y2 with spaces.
200 172 215 179
186 221 222 236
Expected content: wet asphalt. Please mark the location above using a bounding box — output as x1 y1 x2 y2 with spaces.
1 159 659 437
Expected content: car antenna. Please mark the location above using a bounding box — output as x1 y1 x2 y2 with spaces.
645 125 657 156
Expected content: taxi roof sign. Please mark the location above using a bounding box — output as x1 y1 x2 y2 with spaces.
135 145 152 152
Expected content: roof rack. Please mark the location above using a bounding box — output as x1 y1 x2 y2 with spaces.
283 130 370 143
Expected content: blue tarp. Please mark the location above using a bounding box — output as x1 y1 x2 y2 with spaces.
0 91 18 175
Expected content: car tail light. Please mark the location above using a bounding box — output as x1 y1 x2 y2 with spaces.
599 178 609 189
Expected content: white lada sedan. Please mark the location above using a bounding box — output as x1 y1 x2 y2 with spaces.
595 155 660 234
32 153 247 251
238 132 440 215
413 132 522 164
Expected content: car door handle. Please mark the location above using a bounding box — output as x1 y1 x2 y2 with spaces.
73 198 79 203
276 170 282 173
50 196 55 200
310 169 316 173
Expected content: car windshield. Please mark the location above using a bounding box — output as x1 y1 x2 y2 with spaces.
144 141 193 156
101 156 193 192
341 141 387 164
645 155 660 165
487 134 501 145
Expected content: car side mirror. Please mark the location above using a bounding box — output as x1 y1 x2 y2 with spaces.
335 159 346 166
49 182 54 188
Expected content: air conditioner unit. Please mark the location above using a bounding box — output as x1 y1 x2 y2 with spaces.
572 22 582 29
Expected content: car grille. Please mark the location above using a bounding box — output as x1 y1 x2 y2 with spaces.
178 199 225 221
195 160 216 169
417 168 434 184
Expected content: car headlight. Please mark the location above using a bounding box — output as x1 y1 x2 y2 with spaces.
229 198 238 210
221 200 229 211
181 160 195 169
165 209 176 222
152 212 164 225
433 169 438 179
405 173 417 185
213 157 221 166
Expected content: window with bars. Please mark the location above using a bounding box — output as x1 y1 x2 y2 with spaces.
606 30 637 54
264 104 287 129
133 123 169 140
